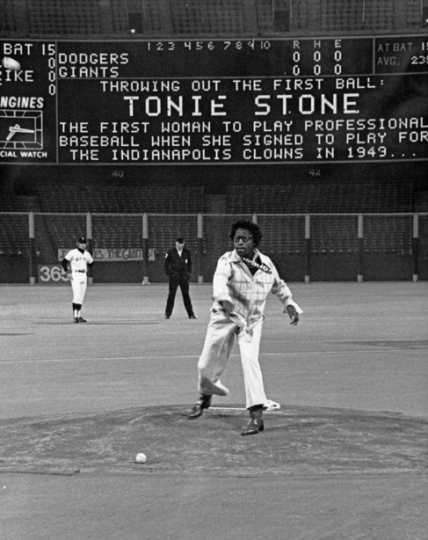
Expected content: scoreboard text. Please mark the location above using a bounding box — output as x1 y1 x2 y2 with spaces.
1 36 427 164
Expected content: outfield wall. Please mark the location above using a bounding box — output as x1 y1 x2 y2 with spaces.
1 212 427 284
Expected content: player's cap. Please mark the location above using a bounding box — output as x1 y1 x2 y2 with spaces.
78 236 87 244
176 237 184 243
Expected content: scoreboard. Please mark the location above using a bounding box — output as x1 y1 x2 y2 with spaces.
0 36 427 165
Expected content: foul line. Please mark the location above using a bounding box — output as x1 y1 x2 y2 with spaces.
0 348 418 365
210 407 283 413
211 407 247 411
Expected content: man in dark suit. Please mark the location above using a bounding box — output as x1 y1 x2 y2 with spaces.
164 237 197 319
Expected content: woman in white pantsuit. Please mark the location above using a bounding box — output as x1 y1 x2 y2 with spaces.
188 220 303 435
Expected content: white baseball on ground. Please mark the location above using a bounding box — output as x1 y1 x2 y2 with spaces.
135 453 147 463
1 57 21 70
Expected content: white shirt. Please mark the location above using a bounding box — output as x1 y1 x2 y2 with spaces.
65 248 93 272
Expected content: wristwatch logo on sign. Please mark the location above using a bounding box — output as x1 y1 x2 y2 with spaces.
7 124 35 141
0 111 43 150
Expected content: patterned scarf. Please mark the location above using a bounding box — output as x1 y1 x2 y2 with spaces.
240 254 272 274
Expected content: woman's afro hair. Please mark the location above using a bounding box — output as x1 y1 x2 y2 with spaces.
229 220 262 247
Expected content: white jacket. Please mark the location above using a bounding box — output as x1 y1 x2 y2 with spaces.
212 249 302 332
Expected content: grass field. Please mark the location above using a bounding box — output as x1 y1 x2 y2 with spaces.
1 282 427 539
1 282 427 419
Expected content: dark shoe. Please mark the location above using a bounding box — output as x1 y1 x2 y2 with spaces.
165 315 170 319
78 317 87 323
188 394 212 419
73 317 79 324
242 406 264 436
189 314 197 319
241 417 264 436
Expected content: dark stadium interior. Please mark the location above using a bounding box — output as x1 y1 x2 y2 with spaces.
1 0 428 283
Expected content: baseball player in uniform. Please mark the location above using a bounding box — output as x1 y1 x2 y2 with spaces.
61 236 94 323
188 220 303 435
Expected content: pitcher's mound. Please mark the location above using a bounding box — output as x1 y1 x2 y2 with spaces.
0 405 426 476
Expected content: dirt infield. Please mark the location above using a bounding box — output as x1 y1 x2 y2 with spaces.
1 404 426 477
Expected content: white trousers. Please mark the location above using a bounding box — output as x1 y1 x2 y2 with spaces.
197 310 267 409
71 272 87 304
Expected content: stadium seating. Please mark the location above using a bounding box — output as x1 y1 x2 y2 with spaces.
36 181 205 214
257 215 307 254
310 215 359 253
30 181 205 255
0 0 424 37
226 181 414 215
92 215 143 249
0 177 418 256
0 213 29 255
0 189 21 212
148 214 199 254
364 215 414 254
43 214 88 253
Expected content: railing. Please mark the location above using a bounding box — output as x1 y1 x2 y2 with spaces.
1 212 427 283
